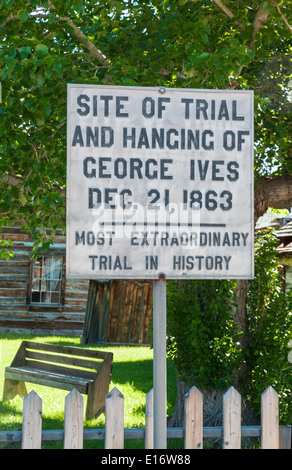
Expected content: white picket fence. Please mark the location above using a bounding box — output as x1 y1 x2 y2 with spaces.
0 385 291 449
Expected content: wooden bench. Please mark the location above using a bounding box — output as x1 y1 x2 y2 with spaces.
3 341 113 419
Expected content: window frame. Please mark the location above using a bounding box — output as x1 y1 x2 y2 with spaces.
27 254 65 307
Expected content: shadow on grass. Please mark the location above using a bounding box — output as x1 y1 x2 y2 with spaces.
111 359 153 393
0 401 23 430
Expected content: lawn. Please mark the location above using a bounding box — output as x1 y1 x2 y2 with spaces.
0 333 180 449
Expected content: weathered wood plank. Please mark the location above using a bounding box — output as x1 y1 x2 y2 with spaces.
0 265 29 273
23 360 98 380
0 260 29 267
261 386 279 449
22 391 42 449
107 280 124 342
223 386 241 449
26 350 103 371
105 387 124 449
25 341 110 359
0 297 26 305
64 389 84 449
0 289 27 296
65 291 88 299
0 310 30 319
0 273 27 280
119 281 134 343
3 378 27 400
86 353 113 419
3 426 288 445
0 280 27 288
185 386 203 449
63 298 88 307
5 367 89 394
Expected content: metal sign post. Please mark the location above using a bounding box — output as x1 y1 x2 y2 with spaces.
153 276 167 449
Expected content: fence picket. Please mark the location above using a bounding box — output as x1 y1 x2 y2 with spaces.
145 388 154 449
223 386 241 449
184 386 203 449
64 388 84 449
2 385 288 450
105 387 124 449
261 386 279 449
22 391 42 449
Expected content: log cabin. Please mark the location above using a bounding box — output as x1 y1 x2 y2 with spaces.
0 222 152 344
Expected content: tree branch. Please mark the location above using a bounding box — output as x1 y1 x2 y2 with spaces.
48 2 109 66
1 173 66 197
249 2 270 49
0 12 17 29
231 2 271 81
271 0 292 33
59 16 109 66
211 0 244 29
254 175 292 221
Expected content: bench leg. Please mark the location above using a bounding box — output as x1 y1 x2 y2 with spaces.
86 356 112 419
86 381 105 419
3 378 27 401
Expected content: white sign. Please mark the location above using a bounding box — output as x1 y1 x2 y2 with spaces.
66 85 254 280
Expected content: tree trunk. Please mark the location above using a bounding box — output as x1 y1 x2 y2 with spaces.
254 175 292 220
168 377 226 425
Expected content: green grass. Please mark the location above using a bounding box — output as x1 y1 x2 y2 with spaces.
0 333 181 449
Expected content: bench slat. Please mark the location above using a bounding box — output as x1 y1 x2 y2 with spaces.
5 367 89 394
24 359 97 380
25 341 110 360
26 350 103 372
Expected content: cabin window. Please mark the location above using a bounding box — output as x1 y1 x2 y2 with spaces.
30 255 63 305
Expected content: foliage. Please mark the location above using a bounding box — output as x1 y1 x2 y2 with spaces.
0 238 12 259
166 278 241 390
243 231 292 423
166 231 292 423
0 1 291 248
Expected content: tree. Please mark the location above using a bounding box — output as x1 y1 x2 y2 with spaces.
0 0 291 426
0 1 291 242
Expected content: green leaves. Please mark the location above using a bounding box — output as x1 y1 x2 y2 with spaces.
244 231 292 423
17 9 29 22
166 279 240 390
0 239 13 260
35 44 49 55
166 231 292 422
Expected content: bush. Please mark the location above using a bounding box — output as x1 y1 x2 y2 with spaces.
166 278 241 390
243 231 292 423
166 231 292 424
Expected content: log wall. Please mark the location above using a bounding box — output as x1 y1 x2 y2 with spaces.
0 223 88 335
0 223 153 343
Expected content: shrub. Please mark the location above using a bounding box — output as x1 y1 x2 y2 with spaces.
166 231 292 424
